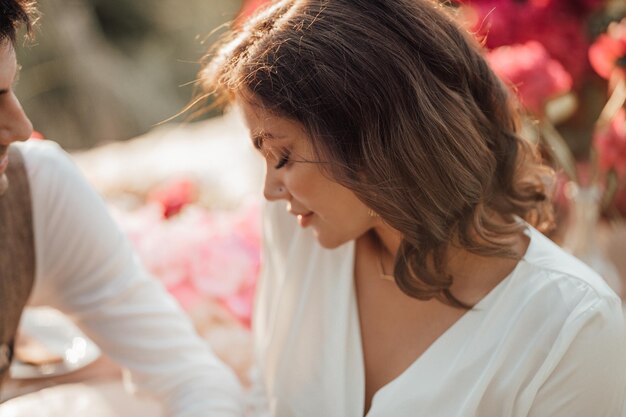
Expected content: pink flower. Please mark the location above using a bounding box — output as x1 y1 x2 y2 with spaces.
589 18 626 80
459 1 590 83
147 178 197 219
235 0 271 25
112 198 262 327
30 131 44 140
611 184 626 217
563 0 605 15
189 232 259 299
594 107 626 177
527 13 589 84
221 281 256 328
168 280 204 311
487 41 573 115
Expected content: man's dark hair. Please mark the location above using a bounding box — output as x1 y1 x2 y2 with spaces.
0 0 37 44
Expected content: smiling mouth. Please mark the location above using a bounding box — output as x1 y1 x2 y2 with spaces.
296 212 314 227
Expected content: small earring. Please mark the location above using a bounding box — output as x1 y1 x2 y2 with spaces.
368 208 380 218
277 186 285 194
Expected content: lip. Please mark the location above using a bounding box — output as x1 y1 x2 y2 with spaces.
295 212 314 228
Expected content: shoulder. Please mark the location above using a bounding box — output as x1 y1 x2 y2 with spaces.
13 140 78 185
504 225 624 360
469 226 626 402
12 140 105 223
480 225 624 357
514 228 626 411
14 139 71 165
520 225 620 310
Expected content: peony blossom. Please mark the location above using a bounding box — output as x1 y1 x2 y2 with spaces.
236 0 271 25
147 177 198 219
589 18 626 80
456 0 602 8
112 200 262 327
594 107 626 177
487 41 573 115
30 131 44 140
611 184 626 217
459 0 590 83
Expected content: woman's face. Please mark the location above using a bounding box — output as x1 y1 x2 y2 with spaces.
239 98 377 248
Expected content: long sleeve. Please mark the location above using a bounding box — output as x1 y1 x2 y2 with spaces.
21 140 244 417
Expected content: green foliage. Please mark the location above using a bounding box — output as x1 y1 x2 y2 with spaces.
15 0 240 149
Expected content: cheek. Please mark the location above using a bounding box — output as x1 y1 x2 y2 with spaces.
283 165 327 202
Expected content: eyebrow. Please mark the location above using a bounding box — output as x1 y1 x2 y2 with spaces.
251 131 286 151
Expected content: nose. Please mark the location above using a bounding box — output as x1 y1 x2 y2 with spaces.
0 92 33 145
263 163 289 201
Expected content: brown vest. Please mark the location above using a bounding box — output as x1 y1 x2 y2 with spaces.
0 145 35 388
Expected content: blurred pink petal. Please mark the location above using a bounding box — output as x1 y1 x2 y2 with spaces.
168 280 203 311
148 177 198 218
460 1 590 83
113 196 262 326
487 41 573 115
189 235 260 298
594 108 626 177
221 280 257 328
589 18 626 80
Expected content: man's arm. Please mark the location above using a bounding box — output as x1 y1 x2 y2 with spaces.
21 140 244 417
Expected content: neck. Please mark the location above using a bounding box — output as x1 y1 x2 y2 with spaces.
369 221 529 305
372 223 402 258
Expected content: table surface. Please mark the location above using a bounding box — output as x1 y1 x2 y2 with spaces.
0 356 162 417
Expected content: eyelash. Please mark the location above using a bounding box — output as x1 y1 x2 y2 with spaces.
274 151 290 169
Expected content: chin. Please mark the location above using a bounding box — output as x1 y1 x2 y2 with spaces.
313 229 348 249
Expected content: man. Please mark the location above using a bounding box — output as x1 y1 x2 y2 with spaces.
0 1 244 415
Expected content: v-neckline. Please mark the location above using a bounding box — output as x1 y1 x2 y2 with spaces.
350 239 524 417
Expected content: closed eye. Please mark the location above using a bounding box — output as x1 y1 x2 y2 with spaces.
274 152 290 169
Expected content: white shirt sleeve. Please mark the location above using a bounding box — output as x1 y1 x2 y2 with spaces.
527 294 626 417
20 140 244 417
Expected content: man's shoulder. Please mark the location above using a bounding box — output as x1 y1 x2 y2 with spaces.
13 140 79 186
14 139 67 167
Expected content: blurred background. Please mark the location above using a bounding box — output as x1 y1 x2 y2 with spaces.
15 0 243 150
4 2 626 414
11 0 626 289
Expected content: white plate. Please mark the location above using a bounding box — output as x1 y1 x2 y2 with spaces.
10 307 101 379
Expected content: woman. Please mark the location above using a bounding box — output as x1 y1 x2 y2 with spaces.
202 0 626 416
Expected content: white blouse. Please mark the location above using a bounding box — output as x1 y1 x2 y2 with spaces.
250 200 626 417
16 140 244 417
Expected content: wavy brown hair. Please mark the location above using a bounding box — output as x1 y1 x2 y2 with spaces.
201 0 554 307
0 0 38 44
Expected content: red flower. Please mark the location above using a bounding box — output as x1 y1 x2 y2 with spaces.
563 0 605 15
589 18 626 80
528 13 589 84
611 184 626 217
460 0 590 83
594 107 626 177
487 41 573 115
30 130 44 140
148 178 197 219
236 0 271 24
